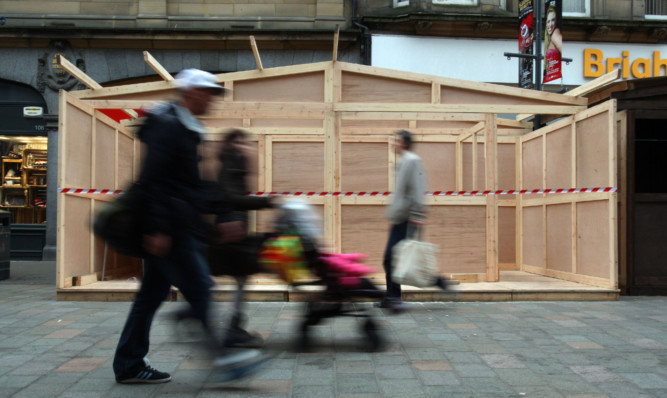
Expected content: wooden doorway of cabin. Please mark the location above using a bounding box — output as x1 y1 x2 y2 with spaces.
628 113 667 295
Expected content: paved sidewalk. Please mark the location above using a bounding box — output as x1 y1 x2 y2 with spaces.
1 263 667 397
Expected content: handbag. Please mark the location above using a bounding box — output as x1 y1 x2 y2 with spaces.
93 183 146 257
391 226 438 287
208 234 265 277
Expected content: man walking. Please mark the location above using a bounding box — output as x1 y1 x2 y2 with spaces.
112 69 265 384
378 130 448 310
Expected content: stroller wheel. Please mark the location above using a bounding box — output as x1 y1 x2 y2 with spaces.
362 318 384 352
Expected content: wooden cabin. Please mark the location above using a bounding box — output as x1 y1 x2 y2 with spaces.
55 51 622 301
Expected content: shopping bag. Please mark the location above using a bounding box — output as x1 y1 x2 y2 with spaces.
93 184 145 257
391 229 438 287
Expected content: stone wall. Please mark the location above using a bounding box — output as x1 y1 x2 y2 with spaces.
0 0 346 30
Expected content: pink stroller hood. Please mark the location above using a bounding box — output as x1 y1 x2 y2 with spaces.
321 254 374 277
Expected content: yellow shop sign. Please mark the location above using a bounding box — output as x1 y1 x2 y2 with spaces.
584 49 667 79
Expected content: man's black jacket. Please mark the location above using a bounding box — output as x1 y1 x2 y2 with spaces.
136 103 225 238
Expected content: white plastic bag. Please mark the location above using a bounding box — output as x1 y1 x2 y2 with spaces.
392 236 438 287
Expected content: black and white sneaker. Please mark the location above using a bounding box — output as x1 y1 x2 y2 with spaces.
116 358 172 384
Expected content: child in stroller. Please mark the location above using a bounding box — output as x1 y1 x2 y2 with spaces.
260 199 386 352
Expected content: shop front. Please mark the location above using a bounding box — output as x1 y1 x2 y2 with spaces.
0 79 48 259
371 35 667 89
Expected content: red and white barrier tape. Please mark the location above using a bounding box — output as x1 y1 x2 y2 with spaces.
58 188 124 195
59 187 617 196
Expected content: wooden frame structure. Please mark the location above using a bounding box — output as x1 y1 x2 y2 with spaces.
56 50 620 295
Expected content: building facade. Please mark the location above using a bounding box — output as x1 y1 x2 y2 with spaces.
1 0 665 266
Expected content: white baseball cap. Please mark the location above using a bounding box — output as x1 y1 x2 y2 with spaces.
174 68 226 95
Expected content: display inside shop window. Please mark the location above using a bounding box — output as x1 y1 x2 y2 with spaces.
0 136 48 223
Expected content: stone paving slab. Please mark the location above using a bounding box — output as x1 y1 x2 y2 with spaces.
1 273 667 397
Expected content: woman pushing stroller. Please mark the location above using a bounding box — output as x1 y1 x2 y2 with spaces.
208 128 277 348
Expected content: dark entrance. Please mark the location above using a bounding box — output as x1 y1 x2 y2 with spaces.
615 78 667 295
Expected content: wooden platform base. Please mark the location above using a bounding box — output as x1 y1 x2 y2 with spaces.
56 271 619 302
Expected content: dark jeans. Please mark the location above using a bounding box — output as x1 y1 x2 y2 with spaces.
113 234 214 377
382 221 408 301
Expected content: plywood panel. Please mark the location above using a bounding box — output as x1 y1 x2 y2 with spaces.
65 104 92 188
201 119 245 129
546 203 572 273
341 205 387 271
342 72 431 103
522 137 542 189
63 196 92 279
341 143 388 192
417 120 476 129
522 206 544 267
576 111 609 188
461 142 485 191
252 119 322 128
498 206 516 264
272 142 324 192
497 142 516 190
577 200 610 279
545 125 572 189
234 72 325 102
441 87 564 106
416 142 456 192
117 134 135 187
94 120 116 189
427 205 486 274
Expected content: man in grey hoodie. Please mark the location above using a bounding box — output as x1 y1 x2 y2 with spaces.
378 130 448 310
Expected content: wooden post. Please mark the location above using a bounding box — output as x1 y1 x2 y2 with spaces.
516 136 523 271
143 51 174 81
332 25 340 62
485 114 498 282
250 36 263 71
608 100 619 289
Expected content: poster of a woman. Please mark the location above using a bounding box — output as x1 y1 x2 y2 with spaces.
543 1 563 83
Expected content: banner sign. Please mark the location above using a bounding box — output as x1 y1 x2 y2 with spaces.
518 0 534 88
543 0 563 83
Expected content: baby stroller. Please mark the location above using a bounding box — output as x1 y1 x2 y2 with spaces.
259 199 385 352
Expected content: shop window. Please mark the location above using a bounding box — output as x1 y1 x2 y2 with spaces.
646 0 667 19
563 0 589 17
0 136 48 224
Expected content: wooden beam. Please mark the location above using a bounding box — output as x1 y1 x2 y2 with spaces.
567 69 620 97
57 54 102 89
73 273 98 287
458 121 485 143
143 51 174 81
84 100 332 113
334 103 585 115
332 25 339 62
250 35 263 71
57 54 138 118
516 70 620 121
